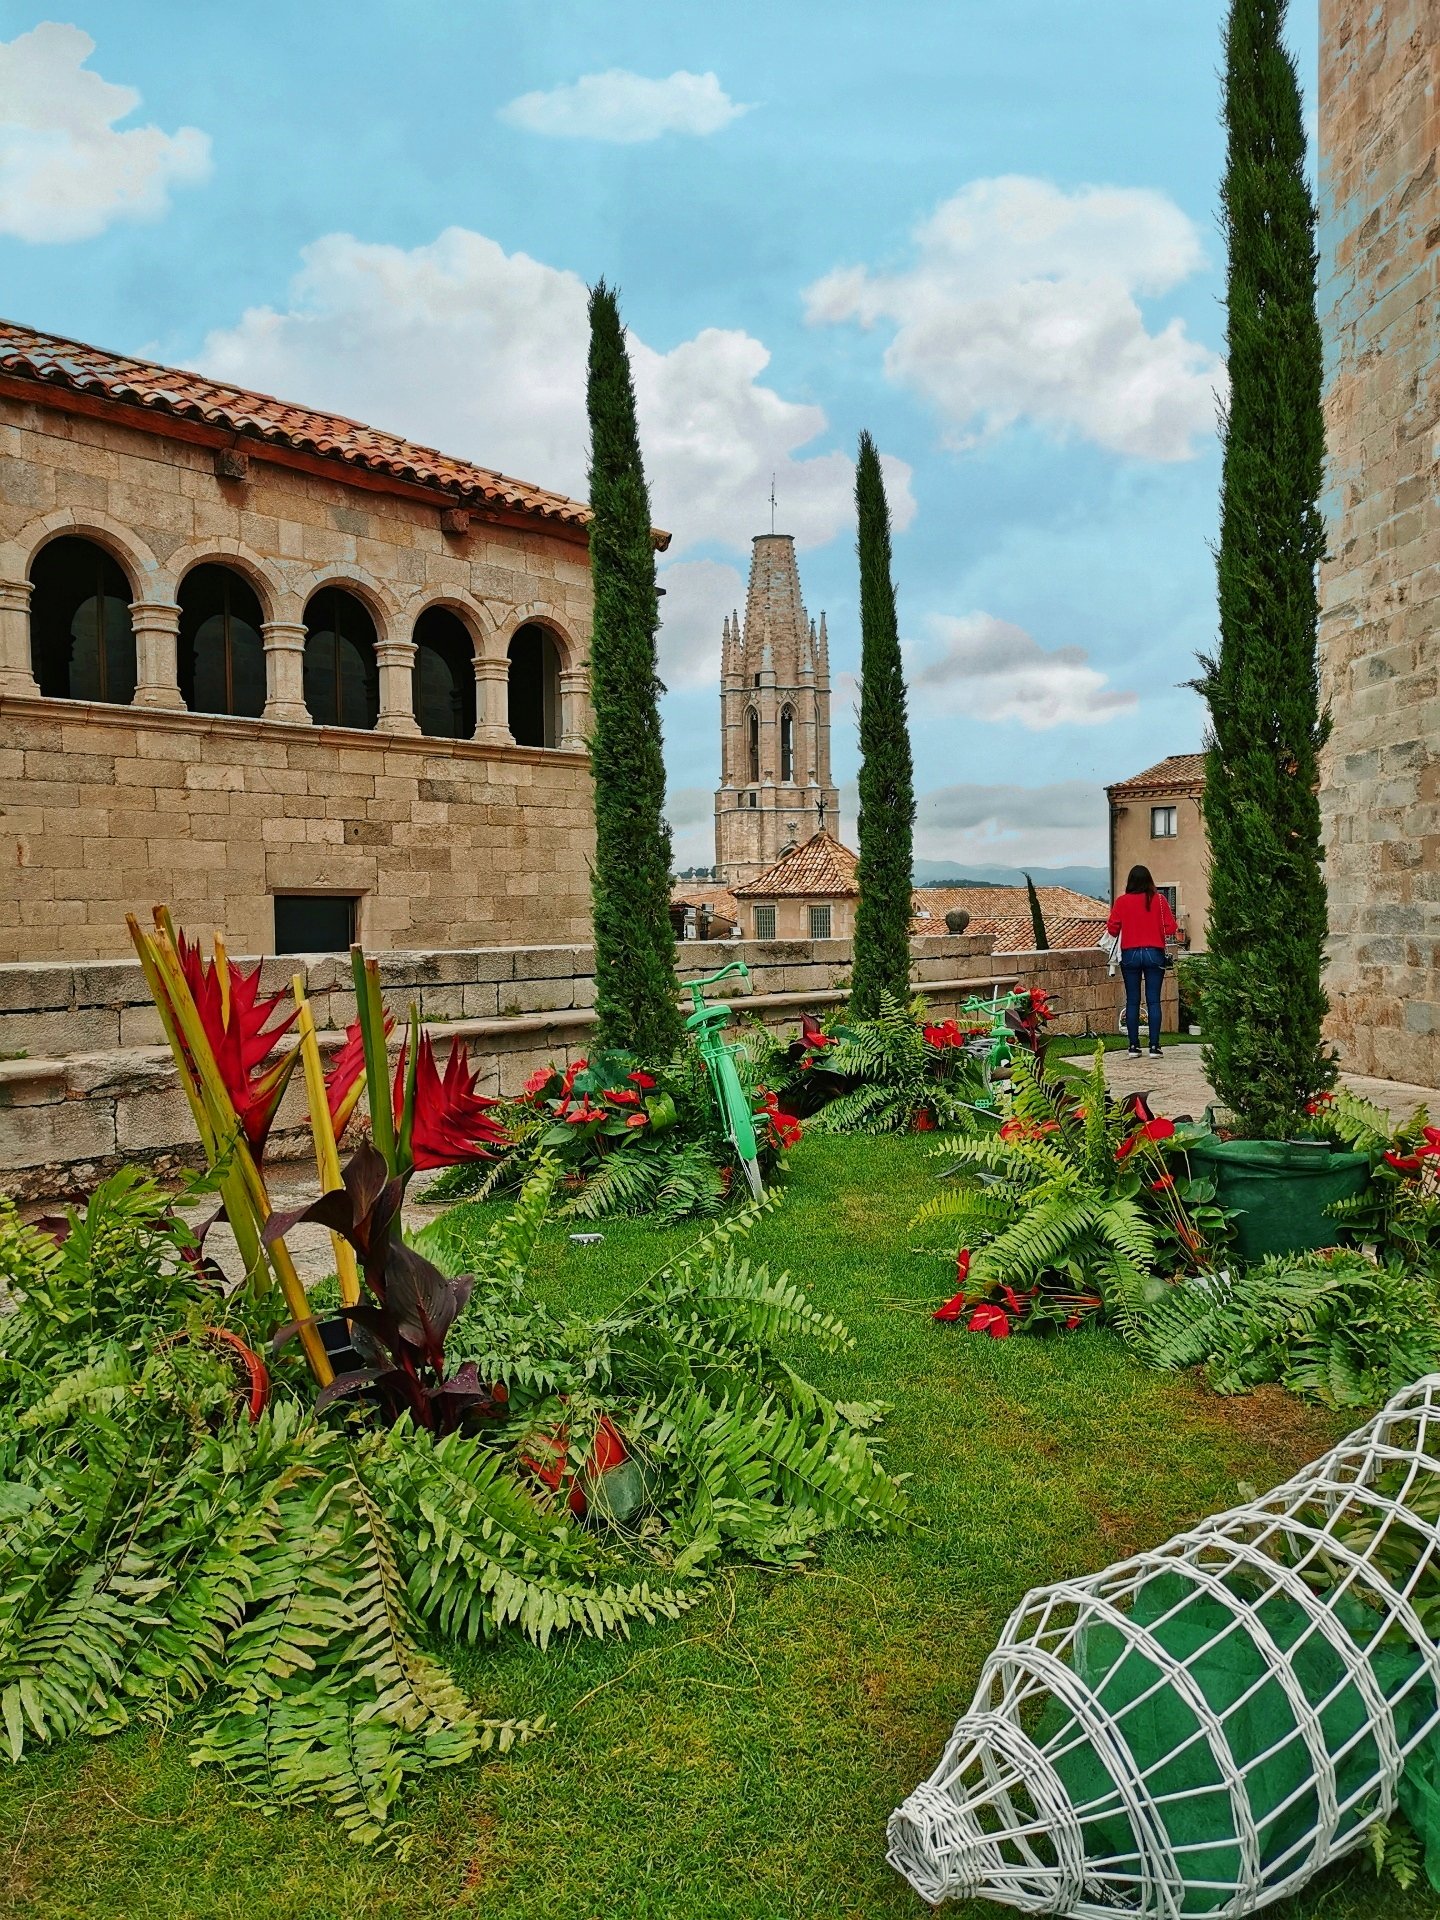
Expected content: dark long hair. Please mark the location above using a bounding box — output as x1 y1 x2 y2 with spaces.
1125 863 1157 906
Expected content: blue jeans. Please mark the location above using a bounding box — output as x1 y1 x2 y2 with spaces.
1121 948 1165 1051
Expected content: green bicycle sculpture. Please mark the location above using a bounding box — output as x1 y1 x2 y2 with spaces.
956 986 1039 1106
684 962 764 1200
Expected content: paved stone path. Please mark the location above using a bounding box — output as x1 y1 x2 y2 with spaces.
1100 1041 1440 1127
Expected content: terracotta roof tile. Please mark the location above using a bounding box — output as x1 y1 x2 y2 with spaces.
1106 753 1206 797
0 317 661 542
732 831 859 898
972 913 1110 952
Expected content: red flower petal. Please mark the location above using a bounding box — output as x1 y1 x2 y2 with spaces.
933 1291 968 1322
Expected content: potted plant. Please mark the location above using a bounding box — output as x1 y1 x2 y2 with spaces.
1188 0 1365 1257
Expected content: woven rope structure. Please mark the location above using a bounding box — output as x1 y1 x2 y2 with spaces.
888 1375 1440 1916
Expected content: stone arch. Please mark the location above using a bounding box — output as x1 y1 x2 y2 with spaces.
3 508 161 599
292 563 402 643
159 538 285 625
403 589 489 661
486 600 581 671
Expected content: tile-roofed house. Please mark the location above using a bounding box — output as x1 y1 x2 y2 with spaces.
0 318 611 961
669 881 742 941
0 318 671 547
729 830 858 941
1106 753 1209 954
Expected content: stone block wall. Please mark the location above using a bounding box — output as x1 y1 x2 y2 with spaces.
0 934 1161 1201
0 385 597 962
1317 3 1440 1080
0 696 592 961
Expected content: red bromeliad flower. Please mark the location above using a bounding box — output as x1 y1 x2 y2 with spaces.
393 1033 507 1169
1116 1116 1177 1162
967 1303 1012 1338
326 1015 396 1136
177 933 298 1155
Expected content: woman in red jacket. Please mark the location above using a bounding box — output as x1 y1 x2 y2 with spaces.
1107 864 1178 1058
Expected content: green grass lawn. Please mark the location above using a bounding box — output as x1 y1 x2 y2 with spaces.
2 1134 1433 1920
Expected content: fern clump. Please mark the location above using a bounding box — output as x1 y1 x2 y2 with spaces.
799 990 989 1136
1139 1248 1440 1408
914 1047 1225 1340
1 1161 905 1844
428 1042 795 1224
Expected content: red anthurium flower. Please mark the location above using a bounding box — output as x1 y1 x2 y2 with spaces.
999 1285 1031 1316
955 1248 971 1287
913 1110 937 1132
606 1086 641 1106
967 1303 1012 1338
177 933 299 1155
556 1058 588 1115
627 1070 656 1090
1151 1173 1176 1192
1386 1149 1424 1174
923 1020 965 1049
761 1089 802 1149
933 1291 968 1322
1064 1313 1082 1330
1116 1116 1177 1161
799 1014 831 1051
395 1034 507 1169
624 1112 648 1129
523 1068 552 1098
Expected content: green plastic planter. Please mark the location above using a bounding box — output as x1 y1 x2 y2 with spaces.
1186 1136 1370 1262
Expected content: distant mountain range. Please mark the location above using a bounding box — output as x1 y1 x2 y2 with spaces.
913 861 1110 900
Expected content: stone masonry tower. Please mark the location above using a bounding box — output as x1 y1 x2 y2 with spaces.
714 534 839 883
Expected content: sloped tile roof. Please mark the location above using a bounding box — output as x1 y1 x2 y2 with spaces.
0 318 645 540
911 883 1108 927
973 913 1110 953
1106 753 1206 797
732 830 859 898
670 882 741 928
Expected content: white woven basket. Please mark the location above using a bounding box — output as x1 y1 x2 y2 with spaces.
888 1375 1440 1916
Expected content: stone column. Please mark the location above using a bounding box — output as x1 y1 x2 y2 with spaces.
0 580 39 697
260 620 311 724
473 655 513 746
374 639 420 735
129 600 186 710
558 665 589 751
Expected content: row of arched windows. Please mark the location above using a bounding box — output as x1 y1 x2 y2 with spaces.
26 536 563 747
743 704 797 785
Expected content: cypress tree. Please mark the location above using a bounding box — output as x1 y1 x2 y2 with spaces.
1024 873 1051 951
851 431 916 1018
585 282 683 1062
1197 0 1333 1137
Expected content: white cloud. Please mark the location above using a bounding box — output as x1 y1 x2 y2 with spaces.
805 175 1225 461
0 23 210 243
500 69 750 143
657 558 744 691
916 780 1106 867
196 226 914 557
911 612 1135 729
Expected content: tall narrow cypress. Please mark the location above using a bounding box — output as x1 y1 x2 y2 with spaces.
585 282 683 1061
1024 874 1051 951
851 432 915 1018
1197 0 1333 1137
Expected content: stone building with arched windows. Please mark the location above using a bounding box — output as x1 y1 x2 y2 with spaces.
0 320 644 963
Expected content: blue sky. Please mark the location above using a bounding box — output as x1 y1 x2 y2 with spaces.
0 2 1318 871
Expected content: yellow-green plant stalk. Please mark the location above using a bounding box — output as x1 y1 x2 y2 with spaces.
292 972 361 1307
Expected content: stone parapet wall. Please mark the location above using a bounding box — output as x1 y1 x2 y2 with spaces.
1317 3 1440 1081
0 696 593 962
0 934 1160 1200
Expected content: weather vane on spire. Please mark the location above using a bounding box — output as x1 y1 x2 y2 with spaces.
769 473 777 535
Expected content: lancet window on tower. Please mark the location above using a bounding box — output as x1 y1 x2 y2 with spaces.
745 706 760 784
780 705 795 783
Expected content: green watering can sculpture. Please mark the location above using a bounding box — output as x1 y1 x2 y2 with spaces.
684 962 764 1200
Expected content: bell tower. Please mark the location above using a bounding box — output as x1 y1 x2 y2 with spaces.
714 533 839 883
